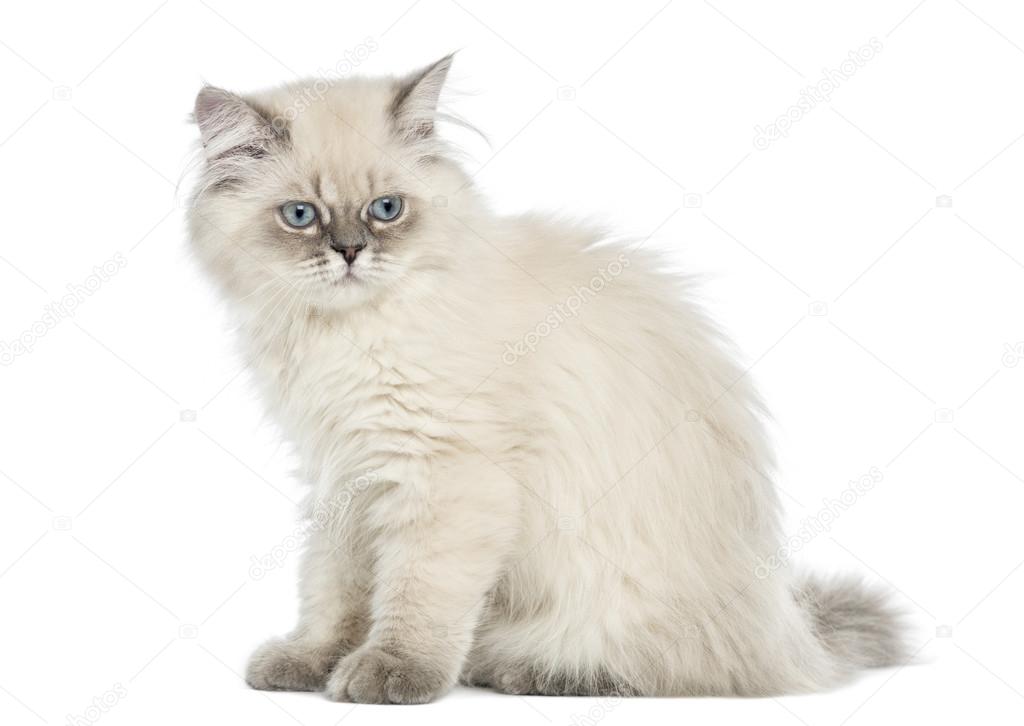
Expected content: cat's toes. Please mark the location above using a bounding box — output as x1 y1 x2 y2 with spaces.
461 659 537 693
325 646 450 704
459 663 496 689
245 638 337 692
491 665 537 695
484 663 638 696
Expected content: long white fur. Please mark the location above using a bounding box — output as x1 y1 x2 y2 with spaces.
188 57 905 702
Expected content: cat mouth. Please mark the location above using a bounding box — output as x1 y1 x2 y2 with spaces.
334 269 362 285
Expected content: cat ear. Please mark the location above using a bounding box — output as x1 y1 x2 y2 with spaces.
193 86 278 160
390 54 453 140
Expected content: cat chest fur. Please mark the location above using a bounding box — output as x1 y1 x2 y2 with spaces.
246 310 486 488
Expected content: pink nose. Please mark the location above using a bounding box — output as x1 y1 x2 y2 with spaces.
331 242 365 265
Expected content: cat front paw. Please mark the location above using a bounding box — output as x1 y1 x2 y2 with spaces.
245 637 340 692
325 645 451 704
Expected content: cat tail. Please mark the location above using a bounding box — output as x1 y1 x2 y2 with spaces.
795 573 910 672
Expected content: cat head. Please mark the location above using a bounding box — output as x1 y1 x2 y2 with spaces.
188 55 471 314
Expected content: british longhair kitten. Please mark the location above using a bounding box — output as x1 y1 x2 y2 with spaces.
187 56 905 703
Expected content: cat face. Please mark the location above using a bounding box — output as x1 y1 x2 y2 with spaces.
188 56 462 312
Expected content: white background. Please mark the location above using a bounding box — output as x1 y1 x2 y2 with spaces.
1 1 1022 724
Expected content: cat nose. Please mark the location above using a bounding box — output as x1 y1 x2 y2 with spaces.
332 241 365 265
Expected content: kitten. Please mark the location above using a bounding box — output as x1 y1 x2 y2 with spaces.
187 55 905 703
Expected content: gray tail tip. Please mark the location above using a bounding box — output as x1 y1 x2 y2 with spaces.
797 573 913 670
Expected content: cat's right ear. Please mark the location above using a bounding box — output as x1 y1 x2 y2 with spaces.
193 86 279 161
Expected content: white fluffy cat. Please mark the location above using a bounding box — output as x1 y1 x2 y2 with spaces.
187 55 904 703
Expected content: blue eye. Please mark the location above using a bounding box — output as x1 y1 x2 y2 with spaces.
368 196 403 222
281 201 317 228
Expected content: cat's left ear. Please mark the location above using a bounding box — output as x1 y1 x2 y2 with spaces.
390 54 453 140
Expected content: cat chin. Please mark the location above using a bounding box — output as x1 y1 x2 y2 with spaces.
311 277 382 312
